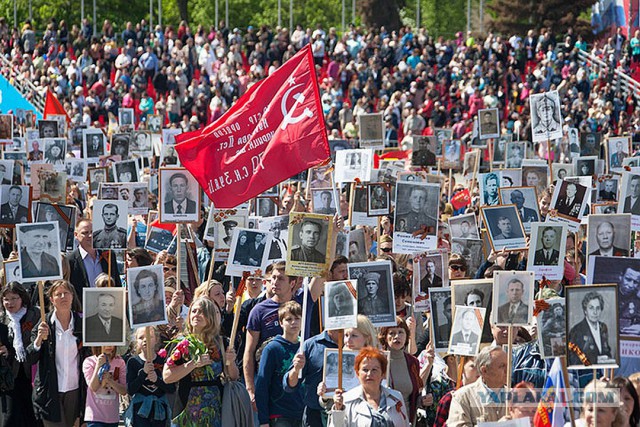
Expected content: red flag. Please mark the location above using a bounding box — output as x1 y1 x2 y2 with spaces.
450 188 471 210
149 218 177 234
174 45 329 208
43 89 70 124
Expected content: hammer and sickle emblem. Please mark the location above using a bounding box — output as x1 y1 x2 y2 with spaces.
281 83 313 130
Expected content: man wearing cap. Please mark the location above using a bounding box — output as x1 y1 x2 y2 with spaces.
357 271 387 315
222 220 238 246
19 223 60 279
0 186 28 224
291 220 325 263
93 203 127 249
164 172 196 215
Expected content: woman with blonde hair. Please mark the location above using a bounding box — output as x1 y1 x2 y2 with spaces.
163 297 238 426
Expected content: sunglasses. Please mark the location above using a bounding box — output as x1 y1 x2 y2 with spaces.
450 265 466 271
380 247 393 253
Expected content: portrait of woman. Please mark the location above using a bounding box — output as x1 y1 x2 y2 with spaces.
130 267 165 327
44 140 65 166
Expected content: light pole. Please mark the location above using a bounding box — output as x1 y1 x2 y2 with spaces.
278 0 281 27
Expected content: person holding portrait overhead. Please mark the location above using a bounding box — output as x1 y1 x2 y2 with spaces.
357 272 387 315
623 175 640 215
0 186 29 224
19 224 60 280
534 227 560 265
497 279 529 324
131 270 164 325
291 220 325 263
568 292 613 366
589 221 629 257
164 173 196 215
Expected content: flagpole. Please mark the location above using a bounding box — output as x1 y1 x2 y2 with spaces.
593 368 598 427
145 326 153 361
38 281 46 331
337 329 344 390
506 325 513 414
298 280 308 379
560 357 576 427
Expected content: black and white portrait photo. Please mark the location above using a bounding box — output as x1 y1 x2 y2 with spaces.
128 264 167 328
286 213 332 277
491 135 511 165
38 169 67 204
618 171 640 222
110 133 130 159
367 183 390 216
537 297 566 359
498 186 540 233
208 209 248 257
393 182 440 254
448 306 485 356
478 108 499 139
334 149 372 183
463 150 480 180
0 115 13 142
113 160 139 183
324 280 358 330
258 215 289 262
552 164 573 183
479 172 502 206
92 200 128 250
16 221 63 282
566 284 619 369
160 144 179 166
34 202 76 252
162 128 182 147
443 140 462 169
0 160 15 186
434 128 453 155
83 129 107 160
596 178 618 202
349 185 377 227
608 136 631 172
42 138 66 170
527 223 567 281
3 260 21 283
88 167 108 196
588 256 640 340
147 114 163 133
347 228 367 263
308 164 333 189
416 251 448 295
126 183 150 215
348 261 395 327
130 131 153 154
411 136 437 167
38 119 59 138
377 159 405 185
521 165 549 194
226 228 272 277
118 108 135 128
256 197 278 217
159 168 200 223
322 349 359 397
480 205 527 251
550 179 588 221
448 213 480 240
452 279 494 343
573 156 597 177
580 132 601 157
99 183 120 200
0 185 31 226
429 287 453 351
505 141 525 168
83 287 127 346
312 189 337 215
65 158 87 182
492 271 534 326
357 113 384 149
530 91 563 142
71 125 86 148
587 214 631 258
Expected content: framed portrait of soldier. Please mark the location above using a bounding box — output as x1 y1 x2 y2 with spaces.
258 215 289 262
38 119 59 138
393 182 440 254
128 264 167 328
537 297 566 359
308 164 333 189
505 141 525 169
113 160 139 183
83 287 127 347
429 287 453 352
592 202 618 215
587 214 631 261
478 108 499 139
548 179 588 230
442 140 462 169
0 115 13 143
480 205 527 251
607 136 631 173
526 223 567 281
83 128 107 161
65 158 87 182
448 213 480 240
357 113 384 149
0 184 31 226
498 186 540 234
159 144 180 167
334 149 372 183
110 133 130 160
322 349 359 397
588 256 640 340
118 108 135 129
349 185 377 227
88 166 109 196
448 306 485 356
124 183 150 216
255 196 278 217
324 280 358 330
226 228 272 277
311 189 337 215
130 131 152 155
159 168 200 223
530 91 563 142
34 202 76 252
70 125 86 148
377 159 405 185
566 284 619 369
367 183 390 216
580 132 601 157
414 251 448 311
209 209 249 261
348 261 395 327
451 280 495 343
617 171 640 231
16 221 63 282
41 138 66 170
491 271 534 326
286 213 332 277
147 114 163 133
92 200 128 250
411 136 437 167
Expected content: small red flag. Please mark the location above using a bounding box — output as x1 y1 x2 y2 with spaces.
450 188 471 210
174 44 329 208
44 89 70 124
149 218 177 235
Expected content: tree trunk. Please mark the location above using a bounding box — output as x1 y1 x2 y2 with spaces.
361 0 403 31
177 0 189 23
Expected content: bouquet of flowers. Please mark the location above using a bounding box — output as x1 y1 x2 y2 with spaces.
160 334 214 377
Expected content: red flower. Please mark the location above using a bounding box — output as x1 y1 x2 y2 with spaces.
157 348 167 358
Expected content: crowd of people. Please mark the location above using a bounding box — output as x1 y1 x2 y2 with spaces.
0 10 636 427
